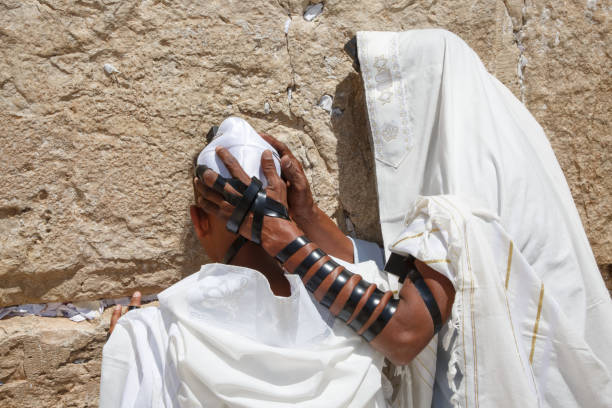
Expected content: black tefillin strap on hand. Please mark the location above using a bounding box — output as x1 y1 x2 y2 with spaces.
195 164 290 247
196 125 291 262
274 236 399 342
384 253 443 335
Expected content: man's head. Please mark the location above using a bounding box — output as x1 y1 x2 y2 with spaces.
190 117 281 262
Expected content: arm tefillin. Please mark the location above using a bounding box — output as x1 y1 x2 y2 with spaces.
384 253 443 335
276 236 399 342
195 165 437 342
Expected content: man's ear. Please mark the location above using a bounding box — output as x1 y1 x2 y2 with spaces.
189 205 210 242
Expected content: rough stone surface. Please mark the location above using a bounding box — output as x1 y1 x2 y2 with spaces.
0 0 609 406
0 314 107 407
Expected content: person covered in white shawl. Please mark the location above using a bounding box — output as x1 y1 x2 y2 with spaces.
195 29 612 407
353 29 612 407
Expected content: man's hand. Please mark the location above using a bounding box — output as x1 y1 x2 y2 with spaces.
108 291 142 337
260 134 317 225
194 147 302 257
260 134 355 263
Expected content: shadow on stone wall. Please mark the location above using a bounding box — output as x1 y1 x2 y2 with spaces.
331 72 383 245
179 160 210 280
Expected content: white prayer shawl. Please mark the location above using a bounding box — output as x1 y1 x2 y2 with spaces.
357 29 612 407
100 264 388 408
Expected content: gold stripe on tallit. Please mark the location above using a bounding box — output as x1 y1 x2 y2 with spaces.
423 259 451 264
529 283 545 364
391 228 440 248
504 241 514 289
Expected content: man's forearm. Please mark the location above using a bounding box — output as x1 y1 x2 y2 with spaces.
275 233 455 365
279 237 396 343
294 205 354 263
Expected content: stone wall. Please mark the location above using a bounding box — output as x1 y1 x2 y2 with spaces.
0 0 609 406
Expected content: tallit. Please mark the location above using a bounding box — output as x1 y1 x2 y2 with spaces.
100 264 388 407
357 29 612 407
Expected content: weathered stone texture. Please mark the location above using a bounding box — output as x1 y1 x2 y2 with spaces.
0 314 108 407
516 0 611 267
0 0 609 406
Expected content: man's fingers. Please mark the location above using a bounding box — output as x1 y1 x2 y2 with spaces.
260 134 305 171
260 133 291 157
194 177 233 206
261 150 281 185
109 305 122 334
200 170 220 191
200 198 220 215
281 155 309 191
199 198 233 221
194 175 237 223
203 185 226 207
216 147 250 184
194 177 210 202
129 291 142 307
109 291 142 337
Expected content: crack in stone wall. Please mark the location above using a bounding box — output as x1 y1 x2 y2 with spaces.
502 0 528 102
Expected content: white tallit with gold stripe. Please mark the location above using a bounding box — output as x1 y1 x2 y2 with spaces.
356 29 612 407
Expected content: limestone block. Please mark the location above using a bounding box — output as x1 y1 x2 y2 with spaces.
0 0 609 309
517 0 611 265
0 314 107 407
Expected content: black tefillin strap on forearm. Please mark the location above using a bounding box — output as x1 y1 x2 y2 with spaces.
274 236 398 342
384 253 443 335
274 235 310 263
195 164 290 246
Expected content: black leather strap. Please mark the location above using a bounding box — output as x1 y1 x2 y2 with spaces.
385 253 443 334
195 164 228 195
223 236 248 264
294 249 325 278
212 175 226 194
206 126 219 142
221 178 289 220
195 166 244 206
320 269 351 308
195 164 209 181
275 235 311 263
305 260 339 292
384 252 409 283
195 167 290 241
226 177 262 234
349 290 382 333
407 263 443 335
250 191 267 244
337 280 370 322
263 198 290 219
362 298 399 342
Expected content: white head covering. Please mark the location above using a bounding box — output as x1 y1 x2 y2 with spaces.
196 116 281 188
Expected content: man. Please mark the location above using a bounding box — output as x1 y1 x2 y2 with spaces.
101 117 391 407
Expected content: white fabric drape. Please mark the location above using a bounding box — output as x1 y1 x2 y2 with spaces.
357 29 612 408
100 264 388 408
197 117 281 189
